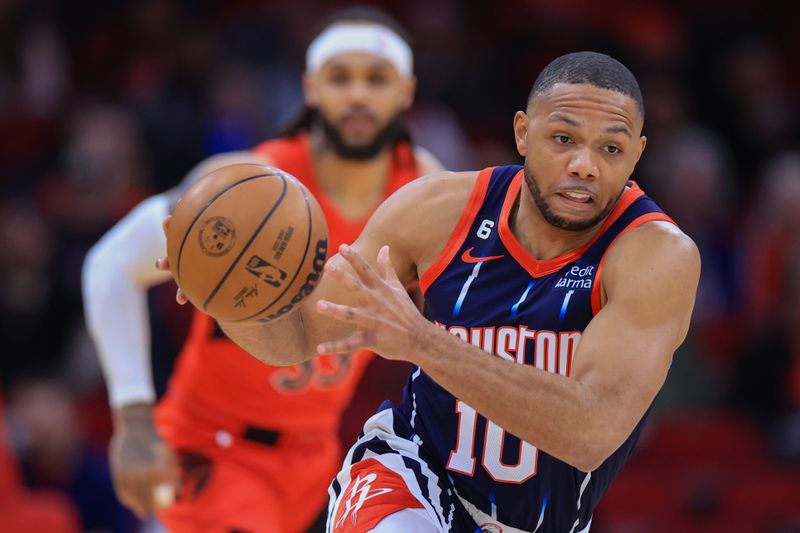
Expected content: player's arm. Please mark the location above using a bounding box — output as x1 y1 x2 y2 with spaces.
318 221 700 472
81 150 270 518
83 151 271 410
215 171 474 365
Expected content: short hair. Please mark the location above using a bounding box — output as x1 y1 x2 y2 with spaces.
528 52 644 120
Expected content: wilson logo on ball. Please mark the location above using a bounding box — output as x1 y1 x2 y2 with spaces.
198 216 236 257
259 239 328 323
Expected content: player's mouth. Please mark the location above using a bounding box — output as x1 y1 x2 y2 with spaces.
341 112 378 133
555 190 594 204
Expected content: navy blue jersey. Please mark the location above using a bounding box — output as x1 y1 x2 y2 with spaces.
398 165 675 532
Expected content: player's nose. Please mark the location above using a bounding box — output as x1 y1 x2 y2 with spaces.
566 147 599 180
345 79 371 104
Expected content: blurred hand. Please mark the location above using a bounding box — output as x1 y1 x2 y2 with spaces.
156 214 188 304
110 403 179 519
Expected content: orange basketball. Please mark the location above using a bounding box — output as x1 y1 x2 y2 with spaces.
166 163 328 323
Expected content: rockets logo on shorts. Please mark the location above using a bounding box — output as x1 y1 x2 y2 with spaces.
334 473 392 529
332 458 423 533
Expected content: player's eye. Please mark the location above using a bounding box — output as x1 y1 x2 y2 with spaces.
605 145 621 154
368 72 390 86
554 135 572 144
329 72 350 85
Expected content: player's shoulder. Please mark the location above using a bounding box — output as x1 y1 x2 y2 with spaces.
605 220 701 286
383 170 480 214
364 171 480 251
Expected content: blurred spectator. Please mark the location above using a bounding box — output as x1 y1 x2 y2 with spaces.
0 199 78 387
6 379 137 532
0 391 79 533
638 76 740 411
732 151 800 431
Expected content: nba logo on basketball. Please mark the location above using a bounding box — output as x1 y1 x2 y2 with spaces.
246 255 287 287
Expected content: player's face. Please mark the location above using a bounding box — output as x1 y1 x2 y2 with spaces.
513 83 646 232
304 52 415 158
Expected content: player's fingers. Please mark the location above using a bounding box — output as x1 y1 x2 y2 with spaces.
115 477 148 519
376 245 403 287
152 481 176 510
324 261 366 294
316 300 374 326
317 330 372 354
176 288 188 305
131 477 158 518
155 257 170 271
160 444 182 500
339 244 381 287
162 215 172 235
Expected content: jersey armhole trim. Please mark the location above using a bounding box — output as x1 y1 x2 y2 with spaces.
419 168 495 294
591 213 677 315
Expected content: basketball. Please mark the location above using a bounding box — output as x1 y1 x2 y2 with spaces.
166 163 329 323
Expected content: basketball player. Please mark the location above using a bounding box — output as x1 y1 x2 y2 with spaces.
83 7 442 532
164 52 700 532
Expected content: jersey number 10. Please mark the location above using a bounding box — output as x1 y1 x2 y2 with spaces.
447 400 538 483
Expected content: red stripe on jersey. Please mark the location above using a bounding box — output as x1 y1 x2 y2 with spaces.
499 175 647 279
590 212 677 315
419 167 495 294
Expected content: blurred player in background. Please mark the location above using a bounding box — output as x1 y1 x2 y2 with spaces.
83 6 442 532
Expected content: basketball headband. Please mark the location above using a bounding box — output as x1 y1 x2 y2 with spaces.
306 23 413 77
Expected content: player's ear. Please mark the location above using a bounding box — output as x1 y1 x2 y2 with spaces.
398 75 416 110
635 136 647 164
513 111 529 157
303 74 319 106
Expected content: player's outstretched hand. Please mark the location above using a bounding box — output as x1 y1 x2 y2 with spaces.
155 215 188 305
110 403 180 519
316 244 432 362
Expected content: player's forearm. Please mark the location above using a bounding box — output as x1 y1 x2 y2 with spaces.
218 310 313 366
412 324 623 472
83 195 173 407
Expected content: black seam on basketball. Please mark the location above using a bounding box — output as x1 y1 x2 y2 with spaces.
201 174 289 311
234 175 314 321
176 172 280 284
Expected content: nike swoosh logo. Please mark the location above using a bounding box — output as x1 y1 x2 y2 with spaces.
461 247 505 263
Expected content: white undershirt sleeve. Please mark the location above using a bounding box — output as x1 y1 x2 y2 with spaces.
82 194 173 408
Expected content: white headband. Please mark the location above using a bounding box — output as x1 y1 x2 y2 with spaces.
306 23 413 77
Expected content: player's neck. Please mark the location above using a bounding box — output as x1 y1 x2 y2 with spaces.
312 144 392 221
510 183 604 261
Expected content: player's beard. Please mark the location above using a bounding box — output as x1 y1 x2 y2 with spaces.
523 162 622 232
319 110 406 160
